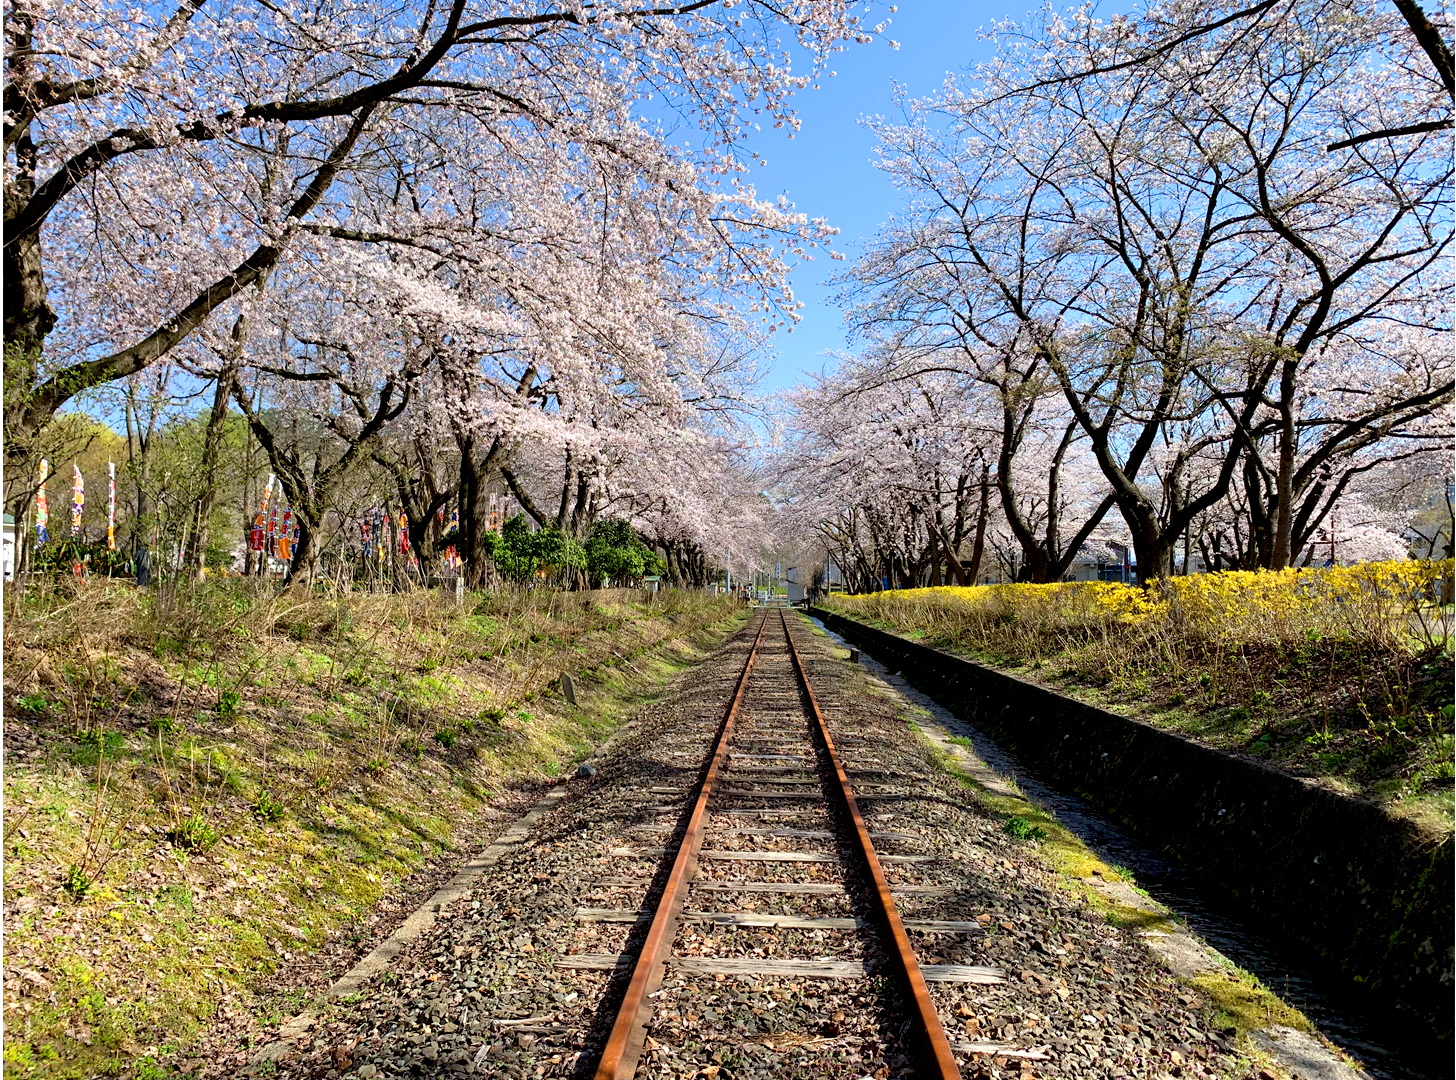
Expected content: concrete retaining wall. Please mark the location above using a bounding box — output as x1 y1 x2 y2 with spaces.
813 607 1454 1058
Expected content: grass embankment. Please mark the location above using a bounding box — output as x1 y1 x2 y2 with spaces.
822 561 1455 830
2 579 746 1079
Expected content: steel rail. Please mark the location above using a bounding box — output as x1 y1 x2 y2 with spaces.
593 609 772 1080
779 608 962 1080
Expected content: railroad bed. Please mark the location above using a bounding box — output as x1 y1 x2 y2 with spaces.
262 612 1247 1080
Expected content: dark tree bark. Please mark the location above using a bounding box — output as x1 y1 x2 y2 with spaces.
186 364 235 577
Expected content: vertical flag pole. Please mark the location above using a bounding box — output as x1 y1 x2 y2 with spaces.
36 458 50 545
72 464 85 538
108 463 116 550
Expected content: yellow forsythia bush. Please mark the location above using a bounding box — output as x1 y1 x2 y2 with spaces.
828 560 1454 654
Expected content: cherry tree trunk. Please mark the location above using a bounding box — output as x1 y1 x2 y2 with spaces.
187 372 233 579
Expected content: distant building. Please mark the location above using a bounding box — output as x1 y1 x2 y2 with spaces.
1065 535 1137 583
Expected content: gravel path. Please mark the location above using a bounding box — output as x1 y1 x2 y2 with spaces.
247 612 1258 1080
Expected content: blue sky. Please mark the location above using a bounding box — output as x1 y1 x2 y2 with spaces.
750 1 1010 393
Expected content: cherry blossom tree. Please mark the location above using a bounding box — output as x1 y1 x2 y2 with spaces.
3 0 885 479
844 0 1450 581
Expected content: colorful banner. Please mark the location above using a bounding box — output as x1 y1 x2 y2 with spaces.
251 475 274 553
446 507 460 569
35 458 49 543
278 507 293 562
107 462 116 550
72 464 84 538
266 490 279 555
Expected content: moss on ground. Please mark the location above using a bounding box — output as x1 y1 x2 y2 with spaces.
3 581 747 1079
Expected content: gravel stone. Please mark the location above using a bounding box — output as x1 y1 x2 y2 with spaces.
215 613 1261 1080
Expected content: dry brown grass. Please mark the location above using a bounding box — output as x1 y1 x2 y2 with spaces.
825 564 1454 822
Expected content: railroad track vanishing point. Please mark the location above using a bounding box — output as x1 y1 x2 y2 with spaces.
589 607 974 1079
250 609 1245 1080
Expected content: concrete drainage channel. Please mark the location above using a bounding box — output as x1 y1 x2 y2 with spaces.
806 609 1446 1080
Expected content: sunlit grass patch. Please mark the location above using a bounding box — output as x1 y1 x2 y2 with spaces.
2 578 748 1079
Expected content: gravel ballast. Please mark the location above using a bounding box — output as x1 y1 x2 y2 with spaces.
231 612 1264 1080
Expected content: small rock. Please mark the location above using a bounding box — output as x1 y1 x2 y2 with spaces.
576 764 597 779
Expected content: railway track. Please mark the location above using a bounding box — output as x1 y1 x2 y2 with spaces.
253 609 1246 1080
573 609 1001 1079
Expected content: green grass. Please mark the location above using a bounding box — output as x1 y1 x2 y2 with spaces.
2 580 748 1079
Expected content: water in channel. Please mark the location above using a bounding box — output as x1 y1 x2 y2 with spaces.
805 614 1435 1080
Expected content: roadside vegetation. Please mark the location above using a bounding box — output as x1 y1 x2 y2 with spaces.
2 577 744 1079
823 560 1455 829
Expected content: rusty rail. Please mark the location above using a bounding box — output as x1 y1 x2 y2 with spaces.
593 610 771 1080
779 608 962 1080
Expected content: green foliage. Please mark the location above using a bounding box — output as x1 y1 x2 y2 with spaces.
169 814 218 852
32 538 132 578
253 790 285 823
17 693 51 716
216 689 242 718
585 519 661 583
70 730 124 766
486 515 588 582
1002 815 1046 841
63 864 92 902
158 884 194 912
433 727 456 748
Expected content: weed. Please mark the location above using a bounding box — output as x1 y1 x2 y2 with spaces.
1003 816 1046 842
169 814 218 852
158 883 195 913
434 727 457 749
18 692 51 716
63 863 93 901
69 730 124 768
217 689 242 717
253 790 286 823
364 757 388 776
